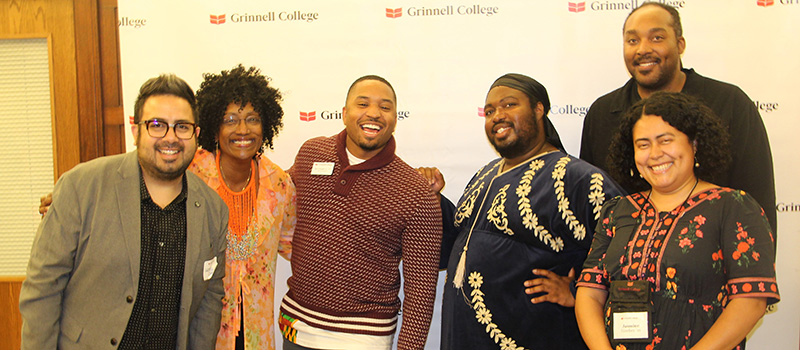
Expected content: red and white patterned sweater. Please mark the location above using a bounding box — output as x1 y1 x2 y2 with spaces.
280 130 442 349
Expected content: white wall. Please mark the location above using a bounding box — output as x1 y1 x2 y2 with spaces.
119 0 800 348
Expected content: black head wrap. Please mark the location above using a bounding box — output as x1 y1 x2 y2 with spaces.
489 73 565 152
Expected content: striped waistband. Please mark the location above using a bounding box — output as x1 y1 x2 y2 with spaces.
279 294 398 336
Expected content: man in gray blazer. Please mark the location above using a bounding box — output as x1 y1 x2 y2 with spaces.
19 74 228 350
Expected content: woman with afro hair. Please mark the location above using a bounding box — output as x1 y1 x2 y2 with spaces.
189 64 295 350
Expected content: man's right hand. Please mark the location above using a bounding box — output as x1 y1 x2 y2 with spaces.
39 193 52 216
415 167 445 195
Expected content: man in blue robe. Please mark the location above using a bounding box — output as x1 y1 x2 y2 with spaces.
424 74 624 349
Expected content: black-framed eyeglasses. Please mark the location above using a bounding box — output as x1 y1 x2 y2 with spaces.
138 119 197 140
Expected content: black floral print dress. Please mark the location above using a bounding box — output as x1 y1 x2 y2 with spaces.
578 188 779 350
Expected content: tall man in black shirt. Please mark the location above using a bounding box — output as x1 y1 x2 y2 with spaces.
580 2 777 235
20 74 229 350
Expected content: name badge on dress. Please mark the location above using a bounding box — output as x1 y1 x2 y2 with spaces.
311 162 335 175
609 280 653 343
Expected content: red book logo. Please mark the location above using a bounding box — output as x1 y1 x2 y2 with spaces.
210 14 226 25
477 107 485 117
386 8 402 18
568 2 586 12
300 111 316 122
757 0 774 6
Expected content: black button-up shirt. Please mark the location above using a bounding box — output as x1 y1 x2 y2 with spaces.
119 171 187 350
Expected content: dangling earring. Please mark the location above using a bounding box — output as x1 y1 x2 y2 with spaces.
694 158 700 168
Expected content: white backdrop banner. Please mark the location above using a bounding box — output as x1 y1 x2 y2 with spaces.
118 0 799 348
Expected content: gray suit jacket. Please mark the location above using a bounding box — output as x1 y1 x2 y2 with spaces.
19 151 228 350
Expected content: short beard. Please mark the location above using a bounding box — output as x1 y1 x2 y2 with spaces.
139 154 191 182
357 140 381 151
137 134 193 181
632 61 679 91
492 139 531 160
142 161 189 181
635 73 670 91
489 118 540 160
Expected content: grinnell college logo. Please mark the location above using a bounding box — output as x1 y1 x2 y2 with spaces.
757 0 774 6
386 8 402 18
568 2 586 12
299 111 316 122
210 14 226 24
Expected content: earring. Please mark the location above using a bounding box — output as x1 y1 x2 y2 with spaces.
694 158 700 168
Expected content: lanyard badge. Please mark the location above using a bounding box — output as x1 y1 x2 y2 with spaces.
609 280 653 343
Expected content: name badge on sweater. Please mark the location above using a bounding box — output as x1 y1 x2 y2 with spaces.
311 162 335 175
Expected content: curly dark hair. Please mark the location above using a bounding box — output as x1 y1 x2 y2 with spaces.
608 92 731 192
195 64 283 157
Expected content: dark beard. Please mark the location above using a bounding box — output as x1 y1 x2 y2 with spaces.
139 157 190 181
148 163 188 181
138 141 192 181
492 138 532 160
357 140 382 151
632 60 678 92
488 119 540 160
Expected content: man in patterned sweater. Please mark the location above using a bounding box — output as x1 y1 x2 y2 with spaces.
278 75 442 350
422 74 624 349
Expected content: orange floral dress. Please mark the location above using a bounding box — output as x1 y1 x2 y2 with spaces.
189 149 296 350
579 188 779 350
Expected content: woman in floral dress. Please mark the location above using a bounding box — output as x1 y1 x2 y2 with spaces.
191 65 295 350
575 92 779 350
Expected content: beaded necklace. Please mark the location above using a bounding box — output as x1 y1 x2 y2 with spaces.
215 154 259 261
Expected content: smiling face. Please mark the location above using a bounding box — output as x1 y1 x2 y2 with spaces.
217 102 263 162
623 5 686 95
633 114 697 195
133 94 199 182
342 79 397 159
484 86 544 165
